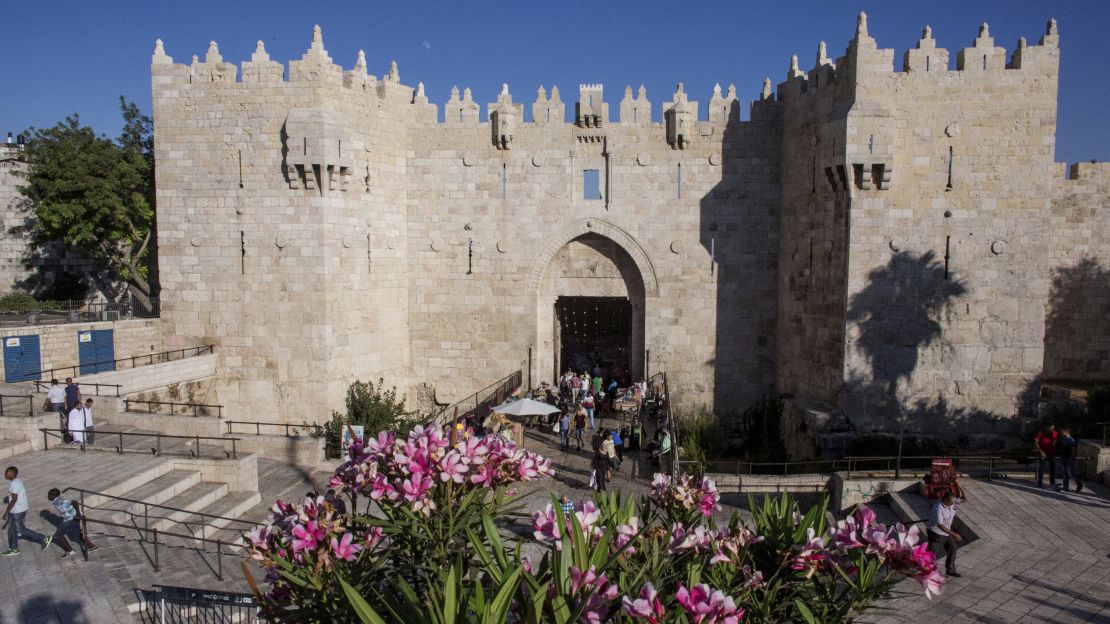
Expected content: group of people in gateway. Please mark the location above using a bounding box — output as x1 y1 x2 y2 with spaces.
525 367 673 491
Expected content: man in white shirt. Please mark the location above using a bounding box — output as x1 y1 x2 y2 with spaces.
67 405 86 445
927 491 962 578
45 379 66 433
2 466 50 555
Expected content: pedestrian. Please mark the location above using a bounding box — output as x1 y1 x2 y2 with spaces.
573 409 586 450
1056 427 1083 493
607 379 619 413
2 466 51 556
559 494 575 516
591 373 602 398
601 429 618 474
46 488 97 559
81 398 95 445
591 451 609 491
66 402 86 446
926 491 963 578
570 374 582 403
559 410 570 451
1034 423 1058 489
582 392 596 429
64 378 81 417
610 428 624 465
44 379 66 433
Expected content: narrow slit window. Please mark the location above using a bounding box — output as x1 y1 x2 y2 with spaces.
677 163 682 199
501 164 507 199
583 169 601 200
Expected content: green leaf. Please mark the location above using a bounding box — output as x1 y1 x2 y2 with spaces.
795 599 818 624
443 562 457 624
486 566 522 622
339 576 389 624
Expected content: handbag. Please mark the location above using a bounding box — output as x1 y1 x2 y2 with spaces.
588 470 598 490
551 421 560 434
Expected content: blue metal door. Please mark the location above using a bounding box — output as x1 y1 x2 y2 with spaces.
78 329 115 375
3 335 41 382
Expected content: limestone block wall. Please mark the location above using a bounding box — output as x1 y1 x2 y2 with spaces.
74 352 217 394
1045 163 1110 381
151 32 414 424
0 318 159 381
837 21 1062 438
406 90 781 414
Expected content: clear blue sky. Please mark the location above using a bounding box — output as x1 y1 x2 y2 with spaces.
3 0 1108 163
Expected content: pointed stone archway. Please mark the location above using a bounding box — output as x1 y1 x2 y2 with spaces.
528 219 657 386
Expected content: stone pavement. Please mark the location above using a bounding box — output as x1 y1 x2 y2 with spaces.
863 477 1110 623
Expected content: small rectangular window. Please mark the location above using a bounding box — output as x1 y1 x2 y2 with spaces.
583 169 601 200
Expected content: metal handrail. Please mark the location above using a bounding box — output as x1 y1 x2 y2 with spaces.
31 380 123 397
40 427 239 459
225 420 323 436
146 585 258 623
77 516 238 579
431 370 523 427
33 344 214 381
0 394 34 417
125 399 224 418
61 486 257 531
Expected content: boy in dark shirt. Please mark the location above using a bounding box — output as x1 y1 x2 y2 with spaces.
1056 427 1083 493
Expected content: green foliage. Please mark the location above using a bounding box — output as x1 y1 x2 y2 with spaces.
17 98 156 310
675 407 730 467
324 378 414 457
0 291 38 312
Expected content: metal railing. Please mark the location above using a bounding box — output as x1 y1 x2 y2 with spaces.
226 420 323 436
0 296 159 328
41 427 239 459
78 516 237 580
32 380 122 397
125 399 224 418
1100 422 1109 448
63 487 256 542
431 370 523 427
143 585 260 623
34 344 214 381
0 394 34 417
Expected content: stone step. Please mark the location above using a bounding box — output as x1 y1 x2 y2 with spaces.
66 454 179 509
0 438 31 460
84 469 204 525
145 482 230 533
175 491 261 542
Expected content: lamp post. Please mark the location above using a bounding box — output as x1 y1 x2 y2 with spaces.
527 345 533 389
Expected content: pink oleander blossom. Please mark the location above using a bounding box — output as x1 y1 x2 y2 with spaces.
675 583 744 624
622 582 664 623
330 532 361 561
568 566 620 624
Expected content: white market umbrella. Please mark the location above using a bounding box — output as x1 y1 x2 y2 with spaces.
492 398 560 417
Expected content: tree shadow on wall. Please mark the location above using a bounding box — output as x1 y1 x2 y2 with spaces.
6 198 115 301
840 250 970 444
699 99 779 417
1043 257 1110 382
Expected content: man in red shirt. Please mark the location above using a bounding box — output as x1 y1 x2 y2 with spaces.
1033 423 1058 489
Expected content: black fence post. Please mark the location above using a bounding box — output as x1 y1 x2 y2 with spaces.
153 528 159 572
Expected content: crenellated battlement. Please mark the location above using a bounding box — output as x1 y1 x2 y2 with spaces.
771 13 1060 105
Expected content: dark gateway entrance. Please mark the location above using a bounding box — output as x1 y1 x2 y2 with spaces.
555 296 632 384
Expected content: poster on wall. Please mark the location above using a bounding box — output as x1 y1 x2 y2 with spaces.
341 425 365 461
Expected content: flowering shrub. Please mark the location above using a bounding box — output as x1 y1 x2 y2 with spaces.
247 424 942 623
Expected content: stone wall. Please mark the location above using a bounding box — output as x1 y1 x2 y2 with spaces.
833 19 1061 440
1045 163 1110 381
148 15 1108 436
0 318 160 381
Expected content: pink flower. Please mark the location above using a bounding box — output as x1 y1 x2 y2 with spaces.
330 532 362 561
915 568 945 599
291 521 322 552
574 501 601 532
791 527 829 577
438 450 469 483
532 504 562 545
622 582 664 623
568 566 619 624
615 517 641 554
675 583 744 624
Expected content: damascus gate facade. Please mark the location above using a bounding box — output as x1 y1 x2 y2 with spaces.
149 14 1109 443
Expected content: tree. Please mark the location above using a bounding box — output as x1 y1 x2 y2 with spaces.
324 378 415 457
17 97 157 311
